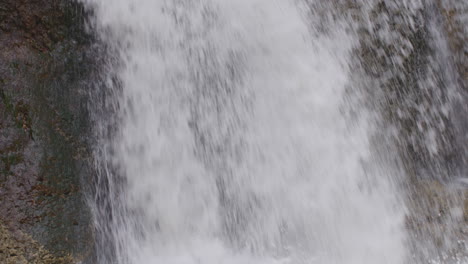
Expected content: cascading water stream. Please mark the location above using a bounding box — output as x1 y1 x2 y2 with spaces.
82 1 410 263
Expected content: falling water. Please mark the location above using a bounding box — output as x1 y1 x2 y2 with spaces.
80 0 466 263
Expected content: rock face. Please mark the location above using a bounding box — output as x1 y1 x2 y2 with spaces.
0 0 95 262
349 1 468 262
313 0 467 262
0 222 74 264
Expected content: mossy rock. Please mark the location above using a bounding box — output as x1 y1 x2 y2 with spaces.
0 221 74 264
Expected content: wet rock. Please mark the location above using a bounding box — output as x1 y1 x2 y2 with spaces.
0 221 74 263
405 180 467 262
0 0 95 262
346 1 467 262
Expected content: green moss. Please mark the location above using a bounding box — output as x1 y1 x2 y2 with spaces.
0 87 15 114
1 153 24 172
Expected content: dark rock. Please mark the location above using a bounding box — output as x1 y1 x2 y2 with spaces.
0 0 95 262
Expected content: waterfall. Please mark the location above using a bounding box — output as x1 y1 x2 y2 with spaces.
80 0 429 263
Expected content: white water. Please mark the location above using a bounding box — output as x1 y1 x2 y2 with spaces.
83 1 406 263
